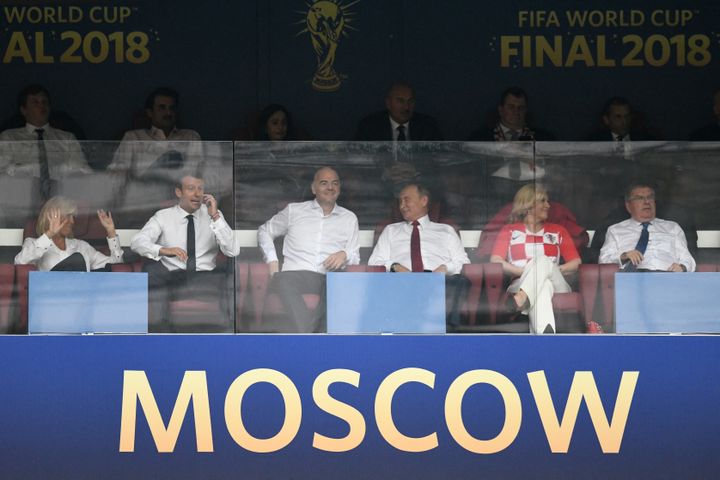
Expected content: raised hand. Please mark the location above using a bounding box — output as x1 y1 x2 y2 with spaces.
203 194 218 218
97 209 116 238
45 208 69 238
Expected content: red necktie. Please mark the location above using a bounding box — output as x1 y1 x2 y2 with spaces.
411 220 424 272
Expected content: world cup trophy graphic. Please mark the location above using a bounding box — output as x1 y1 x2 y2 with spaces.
302 0 357 92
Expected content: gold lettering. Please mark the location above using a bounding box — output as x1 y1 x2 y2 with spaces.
312 369 366 452
119 370 213 453
528 371 639 453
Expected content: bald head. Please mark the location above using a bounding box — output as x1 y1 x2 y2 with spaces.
312 167 341 209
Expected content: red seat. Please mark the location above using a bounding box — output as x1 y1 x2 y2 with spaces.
696 264 718 272
0 264 15 333
15 264 37 334
481 262 584 331
598 263 620 332
461 264 484 325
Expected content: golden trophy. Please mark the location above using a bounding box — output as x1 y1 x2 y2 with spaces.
306 1 345 92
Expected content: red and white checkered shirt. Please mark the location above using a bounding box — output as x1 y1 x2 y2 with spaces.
492 223 580 268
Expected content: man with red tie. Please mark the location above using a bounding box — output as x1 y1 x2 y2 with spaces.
369 183 470 328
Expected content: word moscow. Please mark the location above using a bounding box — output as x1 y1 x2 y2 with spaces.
119 368 639 455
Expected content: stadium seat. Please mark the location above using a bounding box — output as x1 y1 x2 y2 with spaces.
0 264 14 333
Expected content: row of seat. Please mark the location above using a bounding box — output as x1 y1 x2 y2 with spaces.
3 261 716 334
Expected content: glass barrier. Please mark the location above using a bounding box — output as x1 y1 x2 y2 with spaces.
0 140 235 334
0 140 718 335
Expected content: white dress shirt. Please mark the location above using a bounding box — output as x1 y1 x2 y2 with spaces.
369 214 470 275
600 217 696 272
258 200 360 273
107 126 203 176
0 123 91 176
389 116 410 140
131 204 240 272
15 233 123 271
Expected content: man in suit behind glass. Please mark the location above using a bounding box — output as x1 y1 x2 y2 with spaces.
354 81 443 141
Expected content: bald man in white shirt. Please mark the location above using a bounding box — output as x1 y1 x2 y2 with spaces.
257 167 360 332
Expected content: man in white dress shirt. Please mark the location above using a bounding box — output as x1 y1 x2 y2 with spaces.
600 183 695 272
369 183 470 329
257 167 359 332
131 173 240 330
0 84 90 199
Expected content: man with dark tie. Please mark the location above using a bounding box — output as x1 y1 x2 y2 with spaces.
369 183 470 329
354 81 443 141
587 97 656 141
0 84 90 199
600 183 695 272
131 173 240 330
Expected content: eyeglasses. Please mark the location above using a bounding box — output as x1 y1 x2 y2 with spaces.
628 194 655 202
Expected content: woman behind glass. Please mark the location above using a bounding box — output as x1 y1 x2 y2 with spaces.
255 104 295 141
15 196 124 271
490 184 581 334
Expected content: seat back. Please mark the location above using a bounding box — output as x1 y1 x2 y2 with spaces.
461 264 483 325
599 263 620 331
15 264 38 333
0 264 15 333
578 263 600 324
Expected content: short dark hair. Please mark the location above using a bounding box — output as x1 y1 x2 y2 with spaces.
401 182 431 203
603 96 631 115
175 172 203 190
499 86 527 106
145 87 179 110
624 182 655 202
17 84 50 109
385 81 414 99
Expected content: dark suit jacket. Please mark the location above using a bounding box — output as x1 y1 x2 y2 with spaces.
467 125 556 141
586 130 656 141
689 123 720 141
354 111 443 141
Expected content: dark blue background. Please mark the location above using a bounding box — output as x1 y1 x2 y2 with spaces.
0 1 717 141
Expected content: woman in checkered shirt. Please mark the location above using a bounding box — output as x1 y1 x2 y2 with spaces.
490 184 581 334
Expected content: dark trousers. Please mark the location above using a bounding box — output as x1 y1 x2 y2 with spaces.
265 270 326 333
446 274 470 331
144 261 228 332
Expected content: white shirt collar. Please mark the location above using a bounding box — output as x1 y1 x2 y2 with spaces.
407 214 430 227
388 116 409 139
312 199 339 216
149 124 179 140
25 122 50 134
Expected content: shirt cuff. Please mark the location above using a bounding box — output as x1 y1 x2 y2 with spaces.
36 234 53 249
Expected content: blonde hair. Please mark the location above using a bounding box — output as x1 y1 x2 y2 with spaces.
36 196 77 237
510 184 548 222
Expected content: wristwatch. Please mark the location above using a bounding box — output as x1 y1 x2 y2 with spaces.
390 263 400 272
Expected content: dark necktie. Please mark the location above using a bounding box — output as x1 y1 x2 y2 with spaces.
35 128 50 200
397 125 406 141
509 130 520 141
635 222 650 255
186 214 196 273
410 220 424 272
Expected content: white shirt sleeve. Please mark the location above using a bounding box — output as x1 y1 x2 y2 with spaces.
14 234 53 266
445 229 470 275
257 205 290 264
130 214 163 261
344 214 360 266
599 226 622 265
210 211 240 258
368 228 392 271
